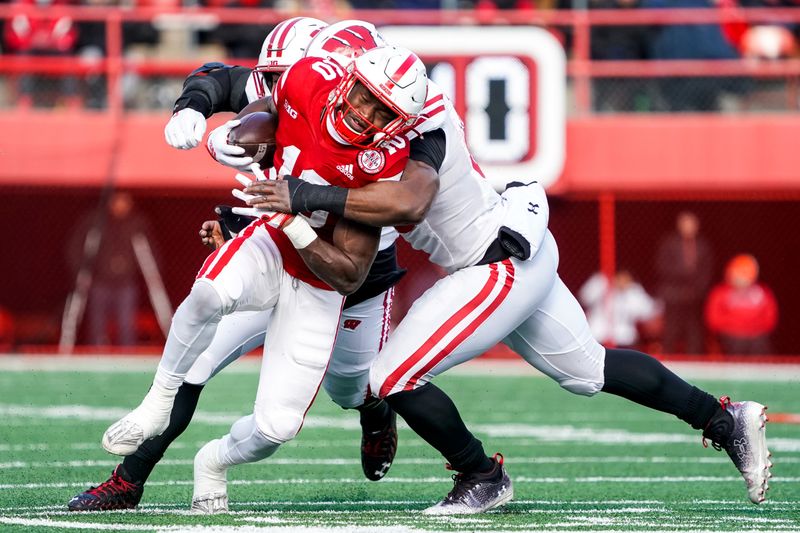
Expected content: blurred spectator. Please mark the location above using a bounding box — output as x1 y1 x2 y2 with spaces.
655 211 713 354
642 0 750 111
3 0 79 108
0 306 15 351
67 192 157 346
723 0 798 60
589 0 651 111
579 269 660 349
705 254 778 355
349 0 441 6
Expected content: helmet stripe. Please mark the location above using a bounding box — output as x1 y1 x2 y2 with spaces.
390 53 417 84
274 17 301 58
265 20 289 57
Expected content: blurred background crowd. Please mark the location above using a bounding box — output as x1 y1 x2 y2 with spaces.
2 0 800 111
0 0 797 358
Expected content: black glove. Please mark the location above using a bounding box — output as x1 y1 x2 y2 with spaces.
215 205 255 241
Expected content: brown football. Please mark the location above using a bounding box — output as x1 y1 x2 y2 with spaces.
227 111 277 168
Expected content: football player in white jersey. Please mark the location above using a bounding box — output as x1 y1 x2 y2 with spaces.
242 67 772 514
68 19 403 512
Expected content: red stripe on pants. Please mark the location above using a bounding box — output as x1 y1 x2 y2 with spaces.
199 221 262 281
378 262 509 398
403 260 516 391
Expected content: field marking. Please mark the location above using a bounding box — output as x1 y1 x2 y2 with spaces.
3 455 799 470
3 355 800 381
2 475 800 491
4 404 800 452
8 504 798 517
3 498 797 512
1 508 797 533
0 517 425 533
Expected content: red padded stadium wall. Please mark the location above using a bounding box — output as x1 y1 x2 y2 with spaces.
0 113 798 354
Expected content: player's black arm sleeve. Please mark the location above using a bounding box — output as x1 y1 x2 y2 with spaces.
285 129 445 226
408 128 446 173
172 63 252 117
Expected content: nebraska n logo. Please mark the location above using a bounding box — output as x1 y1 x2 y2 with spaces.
337 164 354 180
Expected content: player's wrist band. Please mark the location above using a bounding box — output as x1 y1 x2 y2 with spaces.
285 177 348 217
282 216 317 249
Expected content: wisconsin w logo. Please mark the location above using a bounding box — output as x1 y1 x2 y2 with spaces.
342 319 362 330
321 26 380 60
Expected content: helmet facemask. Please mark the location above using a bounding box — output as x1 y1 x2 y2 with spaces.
326 68 416 149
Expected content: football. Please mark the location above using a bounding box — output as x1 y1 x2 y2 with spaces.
227 111 277 167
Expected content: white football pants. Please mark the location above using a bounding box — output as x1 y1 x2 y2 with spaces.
154 223 344 451
371 231 606 398
183 288 394 409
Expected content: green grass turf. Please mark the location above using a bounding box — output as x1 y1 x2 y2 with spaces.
0 362 798 532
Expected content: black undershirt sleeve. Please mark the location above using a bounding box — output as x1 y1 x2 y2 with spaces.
172 64 252 117
409 128 446 172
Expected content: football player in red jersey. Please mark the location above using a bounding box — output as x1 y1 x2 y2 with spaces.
68 19 405 513
98 45 428 514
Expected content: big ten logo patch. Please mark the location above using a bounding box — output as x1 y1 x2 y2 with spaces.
379 26 566 190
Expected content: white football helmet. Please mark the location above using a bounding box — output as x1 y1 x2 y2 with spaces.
325 45 428 149
252 17 327 97
304 19 386 67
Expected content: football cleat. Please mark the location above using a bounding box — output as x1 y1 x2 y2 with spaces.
423 453 513 515
102 384 177 456
703 396 772 504
191 439 229 514
361 408 398 481
67 465 143 511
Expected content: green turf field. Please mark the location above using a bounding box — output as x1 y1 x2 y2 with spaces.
0 358 798 532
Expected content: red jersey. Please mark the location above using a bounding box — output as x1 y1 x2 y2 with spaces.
268 56 410 289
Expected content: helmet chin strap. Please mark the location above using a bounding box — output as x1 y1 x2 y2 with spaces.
326 105 380 148
325 109 356 146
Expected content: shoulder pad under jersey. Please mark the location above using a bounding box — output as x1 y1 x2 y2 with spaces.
406 81 449 138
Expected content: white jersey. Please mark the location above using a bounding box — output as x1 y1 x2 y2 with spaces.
399 82 508 272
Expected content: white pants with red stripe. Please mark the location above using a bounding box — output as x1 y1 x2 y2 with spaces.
154 225 344 450
183 288 394 409
370 231 606 398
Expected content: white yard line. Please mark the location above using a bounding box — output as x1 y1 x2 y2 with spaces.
2 455 799 470
3 403 800 452
0 518 426 533
2 476 800 491
2 354 800 381
0 510 797 533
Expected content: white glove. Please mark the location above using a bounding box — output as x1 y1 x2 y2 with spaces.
206 119 254 171
164 108 207 149
231 166 292 227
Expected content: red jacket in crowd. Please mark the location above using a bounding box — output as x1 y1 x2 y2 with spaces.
705 282 778 339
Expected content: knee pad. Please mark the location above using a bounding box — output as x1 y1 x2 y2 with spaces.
183 281 225 325
184 352 216 386
323 372 369 409
254 406 305 444
558 377 604 397
220 414 281 466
